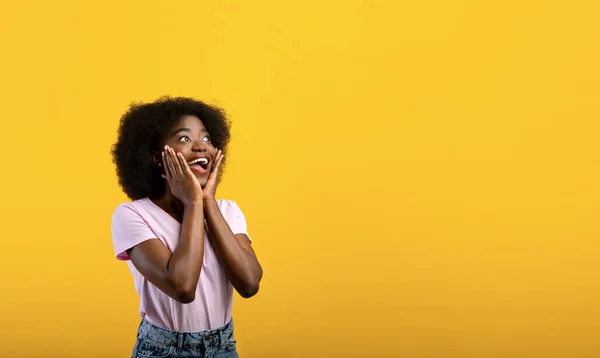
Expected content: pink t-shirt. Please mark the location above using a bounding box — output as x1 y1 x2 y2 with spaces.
111 198 251 332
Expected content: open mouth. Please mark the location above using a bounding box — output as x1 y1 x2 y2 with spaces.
187 157 209 171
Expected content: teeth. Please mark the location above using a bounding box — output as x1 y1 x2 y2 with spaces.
188 158 209 165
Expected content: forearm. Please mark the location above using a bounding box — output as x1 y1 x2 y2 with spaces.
167 201 205 296
203 199 262 297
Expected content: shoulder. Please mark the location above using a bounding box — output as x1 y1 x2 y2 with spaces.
110 198 157 260
216 199 251 238
216 198 238 210
216 199 248 222
215 199 239 216
216 198 246 213
111 198 153 222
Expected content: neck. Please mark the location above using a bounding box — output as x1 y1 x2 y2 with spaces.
150 187 185 222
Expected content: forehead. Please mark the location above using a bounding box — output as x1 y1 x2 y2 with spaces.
173 115 206 130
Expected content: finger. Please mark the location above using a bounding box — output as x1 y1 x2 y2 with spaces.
178 153 194 176
162 150 172 179
165 146 177 178
207 150 224 184
169 147 183 176
174 149 186 176
213 150 224 175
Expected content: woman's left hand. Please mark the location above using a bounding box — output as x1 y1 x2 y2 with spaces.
202 149 224 201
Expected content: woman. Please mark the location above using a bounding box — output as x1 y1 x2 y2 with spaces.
111 96 263 357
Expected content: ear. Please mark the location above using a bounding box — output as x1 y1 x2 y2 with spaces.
151 151 162 167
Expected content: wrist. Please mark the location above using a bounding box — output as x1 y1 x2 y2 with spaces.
203 196 217 205
184 199 204 210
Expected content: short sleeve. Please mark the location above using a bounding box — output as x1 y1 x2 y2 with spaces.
111 204 158 260
229 201 252 243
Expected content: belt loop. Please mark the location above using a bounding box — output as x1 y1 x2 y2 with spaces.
218 329 224 348
177 332 184 350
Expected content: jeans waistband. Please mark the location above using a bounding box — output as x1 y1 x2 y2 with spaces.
137 319 235 350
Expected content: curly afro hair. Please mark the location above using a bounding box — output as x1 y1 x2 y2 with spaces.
111 96 231 200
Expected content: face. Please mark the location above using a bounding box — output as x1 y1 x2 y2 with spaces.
157 115 216 186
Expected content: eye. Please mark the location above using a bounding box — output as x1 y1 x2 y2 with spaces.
179 136 191 142
202 135 211 142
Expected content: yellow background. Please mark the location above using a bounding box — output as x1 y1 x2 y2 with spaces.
1 1 599 357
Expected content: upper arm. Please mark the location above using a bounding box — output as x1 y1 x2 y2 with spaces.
111 205 187 302
229 201 257 255
127 239 185 301
235 233 256 255
111 205 157 261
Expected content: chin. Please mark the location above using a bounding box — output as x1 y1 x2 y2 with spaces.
197 177 209 187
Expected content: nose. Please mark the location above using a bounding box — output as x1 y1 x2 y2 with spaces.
192 139 209 152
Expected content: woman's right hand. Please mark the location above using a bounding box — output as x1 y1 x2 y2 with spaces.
162 145 203 207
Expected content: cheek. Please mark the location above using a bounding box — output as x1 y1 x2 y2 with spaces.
171 143 189 151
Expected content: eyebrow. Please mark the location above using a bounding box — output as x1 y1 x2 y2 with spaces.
171 128 209 136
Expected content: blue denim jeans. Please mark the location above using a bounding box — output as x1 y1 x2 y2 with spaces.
132 319 239 358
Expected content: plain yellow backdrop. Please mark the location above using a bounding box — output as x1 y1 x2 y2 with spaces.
1 1 599 357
